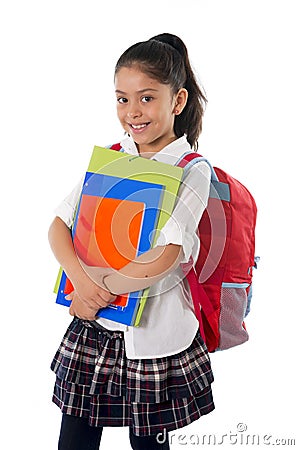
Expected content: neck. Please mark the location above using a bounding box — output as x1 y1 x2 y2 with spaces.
137 136 177 158
138 151 157 159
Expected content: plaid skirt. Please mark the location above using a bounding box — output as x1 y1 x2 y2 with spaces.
51 318 215 436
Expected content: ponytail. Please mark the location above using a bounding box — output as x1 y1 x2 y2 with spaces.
115 33 207 149
150 34 207 150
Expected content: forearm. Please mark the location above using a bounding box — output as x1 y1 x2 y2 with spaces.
48 217 183 296
102 244 184 295
48 217 116 314
48 216 88 285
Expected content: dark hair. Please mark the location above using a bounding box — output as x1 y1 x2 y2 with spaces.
115 33 207 149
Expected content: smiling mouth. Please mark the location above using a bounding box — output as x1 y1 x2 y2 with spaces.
129 122 150 132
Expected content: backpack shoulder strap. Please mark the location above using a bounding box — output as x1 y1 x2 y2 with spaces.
176 152 218 182
108 143 122 151
177 152 231 202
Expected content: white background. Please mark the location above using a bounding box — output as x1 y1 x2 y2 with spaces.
1 1 298 449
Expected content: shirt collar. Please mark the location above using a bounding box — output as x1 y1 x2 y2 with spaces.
119 135 192 165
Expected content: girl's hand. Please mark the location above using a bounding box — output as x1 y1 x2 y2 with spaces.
66 274 117 319
67 274 117 308
48 217 117 315
68 291 100 320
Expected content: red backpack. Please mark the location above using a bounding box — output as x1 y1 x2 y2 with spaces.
110 144 258 352
176 152 258 352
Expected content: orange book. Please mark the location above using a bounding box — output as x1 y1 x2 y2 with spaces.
73 195 145 307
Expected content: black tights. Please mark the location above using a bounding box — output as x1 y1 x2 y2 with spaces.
58 414 170 450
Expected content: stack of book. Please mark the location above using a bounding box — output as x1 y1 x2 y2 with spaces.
54 145 183 326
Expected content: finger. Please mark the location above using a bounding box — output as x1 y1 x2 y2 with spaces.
77 294 99 308
97 290 116 304
71 292 97 308
77 312 97 320
97 297 113 308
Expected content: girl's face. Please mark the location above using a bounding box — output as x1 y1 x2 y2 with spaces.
115 66 187 155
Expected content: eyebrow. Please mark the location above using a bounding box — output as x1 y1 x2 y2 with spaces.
115 88 159 95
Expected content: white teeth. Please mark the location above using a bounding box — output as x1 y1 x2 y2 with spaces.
131 123 147 129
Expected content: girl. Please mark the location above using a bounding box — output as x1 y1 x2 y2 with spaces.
49 33 214 450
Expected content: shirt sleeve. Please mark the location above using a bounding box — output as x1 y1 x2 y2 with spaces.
153 161 211 264
54 177 84 228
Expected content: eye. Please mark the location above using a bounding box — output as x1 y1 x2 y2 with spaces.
141 96 153 103
117 97 128 104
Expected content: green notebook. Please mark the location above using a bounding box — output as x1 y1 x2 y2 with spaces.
89 147 184 325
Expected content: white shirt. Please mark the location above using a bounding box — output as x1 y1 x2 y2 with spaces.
54 135 211 359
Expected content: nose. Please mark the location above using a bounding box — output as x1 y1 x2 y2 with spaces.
127 102 142 120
